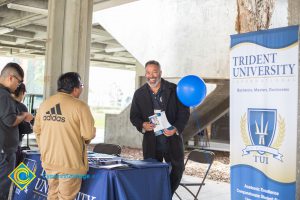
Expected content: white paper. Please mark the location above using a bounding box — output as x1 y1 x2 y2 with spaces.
92 163 129 169
148 111 171 132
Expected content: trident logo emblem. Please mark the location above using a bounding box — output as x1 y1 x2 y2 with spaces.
248 108 276 149
241 108 284 161
255 114 268 145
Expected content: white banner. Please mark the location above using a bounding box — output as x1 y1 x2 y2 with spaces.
230 26 299 200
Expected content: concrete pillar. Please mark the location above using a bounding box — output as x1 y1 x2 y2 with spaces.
289 0 300 199
288 0 300 26
135 62 145 89
44 0 93 101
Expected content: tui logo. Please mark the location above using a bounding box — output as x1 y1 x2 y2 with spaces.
241 108 284 162
43 103 65 122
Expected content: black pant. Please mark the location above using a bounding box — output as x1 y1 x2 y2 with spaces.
16 146 25 166
155 151 184 195
0 153 16 200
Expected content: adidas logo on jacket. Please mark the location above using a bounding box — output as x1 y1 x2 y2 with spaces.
43 103 65 122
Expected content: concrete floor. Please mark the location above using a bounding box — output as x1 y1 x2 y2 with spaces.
173 175 230 200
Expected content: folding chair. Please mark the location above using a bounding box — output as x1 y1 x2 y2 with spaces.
175 150 215 200
93 143 122 156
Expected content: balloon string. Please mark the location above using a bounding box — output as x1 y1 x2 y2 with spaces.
192 106 201 132
192 106 208 148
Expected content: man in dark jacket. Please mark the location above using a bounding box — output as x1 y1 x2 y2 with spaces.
0 63 33 199
130 60 190 195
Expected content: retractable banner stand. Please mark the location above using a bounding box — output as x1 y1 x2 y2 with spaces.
230 25 299 200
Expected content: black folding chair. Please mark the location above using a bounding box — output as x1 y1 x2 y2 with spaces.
93 143 122 156
175 150 215 200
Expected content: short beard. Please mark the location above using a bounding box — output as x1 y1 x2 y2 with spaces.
147 77 161 88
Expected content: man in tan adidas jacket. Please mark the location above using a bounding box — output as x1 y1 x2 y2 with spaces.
33 72 96 200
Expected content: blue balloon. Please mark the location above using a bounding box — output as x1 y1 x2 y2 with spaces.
176 75 207 107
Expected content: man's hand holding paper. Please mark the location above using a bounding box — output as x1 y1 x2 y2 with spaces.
148 111 172 136
142 122 155 132
163 126 177 137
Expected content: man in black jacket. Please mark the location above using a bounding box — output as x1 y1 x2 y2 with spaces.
0 63 33 199
130 60 190 195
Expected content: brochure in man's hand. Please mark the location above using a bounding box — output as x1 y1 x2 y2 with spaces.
148 111 172 136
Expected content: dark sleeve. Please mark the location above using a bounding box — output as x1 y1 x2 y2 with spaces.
130 92 144 133
18 121 33 135
0 95 17 127
17 102 32 135
173 95 190 134
17 103 28 113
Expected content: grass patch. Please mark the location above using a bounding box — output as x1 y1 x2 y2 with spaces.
92 112 105 129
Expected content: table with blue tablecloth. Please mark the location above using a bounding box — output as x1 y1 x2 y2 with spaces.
12 151 171 200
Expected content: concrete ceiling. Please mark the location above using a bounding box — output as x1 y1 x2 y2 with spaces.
0 0 137 70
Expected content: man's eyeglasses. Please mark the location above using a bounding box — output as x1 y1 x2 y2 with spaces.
12 75 23 85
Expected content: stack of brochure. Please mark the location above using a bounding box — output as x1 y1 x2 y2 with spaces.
88 152 128 169
88 157 122 165
23 150 40 154
88 151 116 159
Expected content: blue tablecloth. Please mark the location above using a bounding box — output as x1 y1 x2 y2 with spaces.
12 151 171 200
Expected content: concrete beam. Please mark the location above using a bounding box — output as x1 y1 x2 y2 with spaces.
91 35 113 43
0 26 13 34
105 44 125 53
13 53 36 58
26 40 45 47
0 6 37 24
101 39 120 45
19 24 47 32
113 51 132 57
90 49 103 53
0 40 16 45
0 12 44 28
91 42 106 50
33 31 47 40
0 35 16 42
18 48 39 54
91 27 112 41
15 37 32 45
0 42 45 51
93 0 137 11
4 29 35 38
31 51 45 55
91 27 111 36
92 24 105 31
0 47 11 52
0 0 15 7
0 47 19 54
7 3 48 15
29 17 48 26
10 0 48 9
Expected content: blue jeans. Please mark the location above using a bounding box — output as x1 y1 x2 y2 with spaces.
0 153 16 199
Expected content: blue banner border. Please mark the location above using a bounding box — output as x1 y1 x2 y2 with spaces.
230 25 299 49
